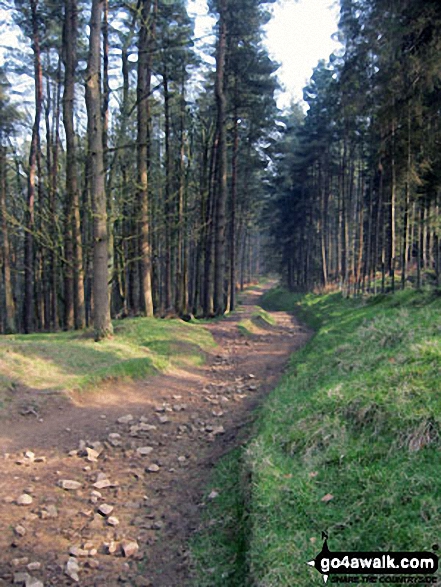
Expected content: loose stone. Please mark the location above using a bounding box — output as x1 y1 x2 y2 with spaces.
98 503 114 516
106 540 119 554
13 572 31 585
40 504 58 519
11 557 29 567
59 480 82 491
121 539 139 558
26 576 44 587
86 448 100 462
147 464 160 473
69 546 89 558
16 494 33 506
65 557 80 582
93 479 112 490
136 447 153 457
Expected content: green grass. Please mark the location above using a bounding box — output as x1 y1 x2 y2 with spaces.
190 449 249 587
191 287 441 586
237 307 277 337
0 317 215 399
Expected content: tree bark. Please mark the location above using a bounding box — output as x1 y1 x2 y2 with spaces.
50 53 62 329
229 109 239 311
176 76 188 315
137 0 154 317
163 67 173 311
63 0 85 330
0 146 15 333
85 0 113 341
24 0 43 334
213 0 228 316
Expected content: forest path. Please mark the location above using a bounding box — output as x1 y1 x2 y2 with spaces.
0 284 310 587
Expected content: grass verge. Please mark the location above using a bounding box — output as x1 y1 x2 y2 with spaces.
191 287 441 586
190 448 249 587
238 308 277 337
0 317 215 399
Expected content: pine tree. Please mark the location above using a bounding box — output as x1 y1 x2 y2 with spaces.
85 0 113 340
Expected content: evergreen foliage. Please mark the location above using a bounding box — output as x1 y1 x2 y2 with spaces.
268 0 441 295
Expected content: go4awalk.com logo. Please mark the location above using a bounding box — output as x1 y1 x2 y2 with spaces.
307 533 439 584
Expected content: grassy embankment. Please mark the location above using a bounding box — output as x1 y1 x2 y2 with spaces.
191 287 441 586
0 317 215 406
237 308 277 337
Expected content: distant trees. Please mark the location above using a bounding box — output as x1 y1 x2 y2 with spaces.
0 0 278 334
269 0 441 294
5 0 441 335
209 0 278 313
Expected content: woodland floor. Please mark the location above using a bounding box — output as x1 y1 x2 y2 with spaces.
0 285 310 587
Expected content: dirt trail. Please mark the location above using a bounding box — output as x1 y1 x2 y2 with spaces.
0 285 310 587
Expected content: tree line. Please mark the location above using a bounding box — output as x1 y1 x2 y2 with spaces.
269 0 441 295
0 0 277 338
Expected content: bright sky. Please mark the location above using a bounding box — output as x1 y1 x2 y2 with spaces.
1 0 341 113
187 0 342 110
265 0 341 108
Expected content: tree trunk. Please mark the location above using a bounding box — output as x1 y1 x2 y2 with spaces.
320 160 328 288
176 76 188 315
400 112 411 290
50 53 62 329
435 193 440 288
24 0 43 334
102 0 115 311
229 109 239 311
0 146 16 333
203 133 218 316
43 60 53 330
163 68 173 311
193 127 210 315
137 0 154 317
389 118 396 292
63 0 85 330
85 0 113 341
213 0 228 316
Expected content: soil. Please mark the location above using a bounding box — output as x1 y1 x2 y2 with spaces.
0 285 310 587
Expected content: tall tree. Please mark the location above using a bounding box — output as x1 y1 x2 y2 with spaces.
136 0 154 317
85 0 113 340
212 0 228 316
0 70 18 333
22 0 44 333
0 146 15 333
62 0 85 330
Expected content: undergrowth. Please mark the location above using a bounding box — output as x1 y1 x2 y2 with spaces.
191 287 441 586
